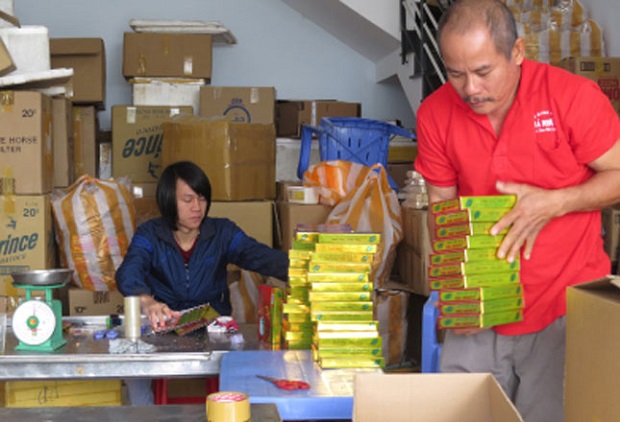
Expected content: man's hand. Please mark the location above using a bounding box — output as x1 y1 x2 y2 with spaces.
491 180 564 262
140 294 181 331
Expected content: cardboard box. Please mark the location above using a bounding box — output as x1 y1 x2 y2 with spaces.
0 195 56 298
52 97 75 188
72 105 98 178
276 201 333 251
50 38 106 106
131 77 204 114
200 86 275 124
210 201 275 247
354 373 522 422
0 91 53 194
0 379 122 407
112 105 192 183
560 56 620 116
395 206 432 295
0 37 14 76
123 32 213 80
68 287 125 316
565 276 620 421
275 100 361 138
602 204 620 262
162 116 276 201
0 26 50 73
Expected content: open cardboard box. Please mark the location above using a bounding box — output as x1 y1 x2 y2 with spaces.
353 373 522 422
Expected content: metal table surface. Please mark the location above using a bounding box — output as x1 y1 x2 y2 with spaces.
0 316 261 380
0 403 282 422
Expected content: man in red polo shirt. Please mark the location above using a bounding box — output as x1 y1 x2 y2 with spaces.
414 0 620 421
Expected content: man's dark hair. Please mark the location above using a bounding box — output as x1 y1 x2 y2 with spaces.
438 0 519 60
156 161 212 230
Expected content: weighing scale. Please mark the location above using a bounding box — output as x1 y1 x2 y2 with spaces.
10 269 72 352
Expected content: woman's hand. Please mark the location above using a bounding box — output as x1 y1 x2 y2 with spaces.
140 295 181 331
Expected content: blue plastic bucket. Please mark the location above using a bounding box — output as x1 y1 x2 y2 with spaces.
297 117 416 189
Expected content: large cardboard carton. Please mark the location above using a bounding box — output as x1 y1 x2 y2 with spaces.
0 26 49 74
354 373 522 422
565 276 620 421
0 195 55 298
123 32 213 80
275 100 361 138
52 97 74 188
560 56 620 116
72 105 98 178
200 86 275 124
395 206 431 295
0 91 53 194
0 37 14 76
131 77 204 114
602 204 620 263
162 116 276 201
68 287 124 316
210 201 274 247
276 201 333 251
50 38 106 107
112 105 192 183
0 379 122 407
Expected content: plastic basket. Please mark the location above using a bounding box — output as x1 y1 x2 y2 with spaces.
297 117 415 189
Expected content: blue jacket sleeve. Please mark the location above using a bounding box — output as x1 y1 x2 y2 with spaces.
226 228 289 281
115 226 156 297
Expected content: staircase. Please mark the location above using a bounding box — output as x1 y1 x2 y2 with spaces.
281 0 451 118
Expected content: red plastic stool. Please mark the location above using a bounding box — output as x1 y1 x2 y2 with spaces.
153 376 219 404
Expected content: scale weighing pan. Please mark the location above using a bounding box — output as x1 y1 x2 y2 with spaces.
10 269 73 287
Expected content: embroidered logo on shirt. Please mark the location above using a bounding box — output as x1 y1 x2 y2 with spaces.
533 110 556 134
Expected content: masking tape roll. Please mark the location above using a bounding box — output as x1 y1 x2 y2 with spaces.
124 296 141 340
206 391 250 422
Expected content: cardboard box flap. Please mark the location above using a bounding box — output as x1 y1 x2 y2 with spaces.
353 373 522 422
570 275 620 302
0 37 15 76
0 10 20 28
50 38 104 56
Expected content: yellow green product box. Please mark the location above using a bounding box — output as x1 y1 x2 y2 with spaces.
429 272 520 290
430 248 501 265
309 291 372 302
460 195 517 210
315 330 380 340
286 312 311 323
438 296 525 314
428 259 519 278
316 321 379 332
307 272 369 282
311 310 375 321
308 261 372 273
313 345 383 358
439 284 523 302
432 235 504 252
314 243 378 253
435 222 509 239
288 268 308 278
310 281 372 292
287 340 313 350
465 247 503 261
310 252 374 263
319 356 385 369
282 302 310 314
431 198 461 215
289 276 309 287
285 330 314 342
438 308 523 329
314 336 382 348
289 258 309 269
295 231 319 243
311 301 373 312
287 322 315 332
318 232 381 244
434 208 511 227
470 222 508 236
288 249 312 260
292 241 315 251
289 286 309 302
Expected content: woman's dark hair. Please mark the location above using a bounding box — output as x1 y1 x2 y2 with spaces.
156 161 212 230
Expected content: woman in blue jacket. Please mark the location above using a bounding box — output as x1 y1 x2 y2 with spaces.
116 160 289 405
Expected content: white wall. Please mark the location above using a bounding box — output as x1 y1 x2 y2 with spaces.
14 0 415 131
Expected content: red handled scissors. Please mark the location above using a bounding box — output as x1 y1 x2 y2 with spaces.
256 375 310 391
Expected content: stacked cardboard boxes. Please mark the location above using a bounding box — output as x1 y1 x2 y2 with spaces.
428 196 524 329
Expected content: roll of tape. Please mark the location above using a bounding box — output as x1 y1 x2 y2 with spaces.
206 391 250 422
124 296 141 340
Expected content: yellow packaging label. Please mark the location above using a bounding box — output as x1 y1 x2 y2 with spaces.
439 296 525 314
314 336 382 348
289 286 309 302
431 198 460 215
470 222 508 236
282 303 310 314
308 262 372 273
286 313 311 323
307 272 369 282
435 224 473 239
462 259 519 275
289 258 309 269
287 322 315 332
295 232 319 243
439 284 523 302
314 243 378 253
463 248 502 261
430 251 466 265
310 282 372 292
316 321 379 332
311 310 374 321
438 308 523 329
315 330 379 340
311 301 373 312
288 268 308 278
289 276 309 287
319 357 385 369
284 330 314 341
318 233 381 244
430 272 520 290
292 241 316 251
308 291 372 302
288 249 312 259
315 347 382 358
460 195 517 210
310 252 374 263
467 235 505 249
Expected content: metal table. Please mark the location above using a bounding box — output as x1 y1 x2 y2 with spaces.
0 316 261 380
0 403 281 422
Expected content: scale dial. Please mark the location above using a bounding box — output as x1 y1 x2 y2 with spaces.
12 299 57 346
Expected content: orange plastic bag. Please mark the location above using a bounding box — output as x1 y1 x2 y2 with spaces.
51 175 136 291
303 160 403 287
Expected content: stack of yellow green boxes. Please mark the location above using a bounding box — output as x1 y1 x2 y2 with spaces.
428 195 525 329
